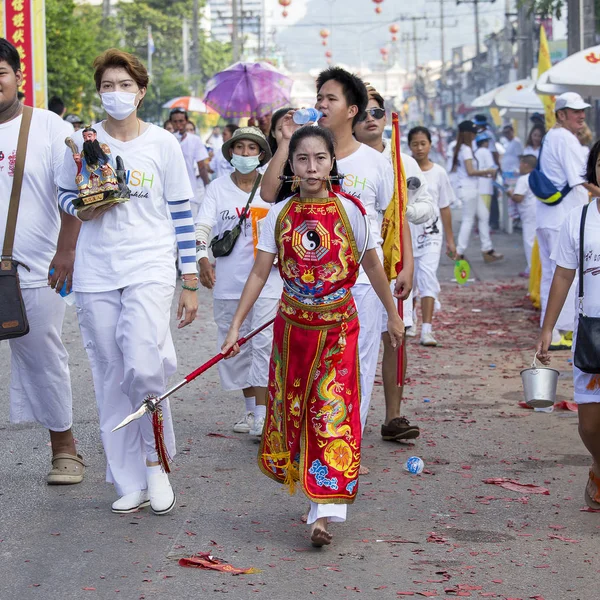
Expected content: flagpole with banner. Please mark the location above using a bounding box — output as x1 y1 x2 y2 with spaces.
381 112 408 386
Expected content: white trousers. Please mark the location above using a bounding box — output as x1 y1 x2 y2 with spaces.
414 250 442 299
456 187 493 254
75 282 177 496
537 226 576 331
516 203 536 271
214 297 279 391
307 501 347 524
7 287 72 431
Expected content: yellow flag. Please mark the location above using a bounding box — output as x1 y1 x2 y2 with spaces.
381 113 407 282
538 24 556 129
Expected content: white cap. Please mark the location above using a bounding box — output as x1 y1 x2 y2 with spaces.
555 92 590 111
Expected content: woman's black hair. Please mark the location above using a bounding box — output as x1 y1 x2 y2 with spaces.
451 130 475 172
275 126 341 203
268 107 294 154
525 123 545 148
408 126 432 144
585 139 600 186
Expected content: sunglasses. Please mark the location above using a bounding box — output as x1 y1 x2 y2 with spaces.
359 108 386 121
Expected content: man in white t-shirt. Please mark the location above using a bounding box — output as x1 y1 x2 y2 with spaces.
0 39 83 484
208 123 237 180
501 125 524 174
260 68 417 453
354 86 436 442
170 108 209 218
537 92 600 349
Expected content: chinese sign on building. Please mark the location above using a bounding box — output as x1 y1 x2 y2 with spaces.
0 0 47 107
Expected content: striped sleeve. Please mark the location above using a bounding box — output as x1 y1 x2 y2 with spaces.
58 187 79 218
168 199 198 275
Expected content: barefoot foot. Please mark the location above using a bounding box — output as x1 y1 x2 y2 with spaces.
310 517 332 547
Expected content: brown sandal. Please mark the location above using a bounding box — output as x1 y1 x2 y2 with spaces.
584 470 600 509
46 453 85 485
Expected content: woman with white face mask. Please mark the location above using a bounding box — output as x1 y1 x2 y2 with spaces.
56 49 198 516
195 127 282 440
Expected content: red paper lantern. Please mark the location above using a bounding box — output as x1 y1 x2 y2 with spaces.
380 47 388 56
279 0 291 17
373 0 384 13
375 6 382 13
389 24 399 34
325 50 332 58
282 10 288 16
392 35 397 42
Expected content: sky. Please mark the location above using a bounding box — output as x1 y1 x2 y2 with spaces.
266 0 567 72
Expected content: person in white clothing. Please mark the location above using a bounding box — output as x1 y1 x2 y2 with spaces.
170 108 209 219
500 124 524 174
354 86 436 443
196 127 281 438
475 132 495 212
453 120 503 262
205 125 223 151
57 49 199 516
523 124 544 160
259 69 417 454
536 140 600 509
508 155 537 274
208 123 237 180
536 92 600 350
408 126 457 347
0 39 83 485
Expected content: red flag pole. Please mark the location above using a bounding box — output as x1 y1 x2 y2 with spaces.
392 112 405 387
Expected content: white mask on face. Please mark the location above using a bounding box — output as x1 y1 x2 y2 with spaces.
101 91 139 121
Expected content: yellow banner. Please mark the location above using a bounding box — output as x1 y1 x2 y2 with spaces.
538 24 555 130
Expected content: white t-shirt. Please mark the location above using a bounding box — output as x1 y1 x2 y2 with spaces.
513 173 537 212
409 163 453 257
196 174 281 299
453 144 478 190
337 143 393 285
179 133 208 193
538 127 589 231
57 122 193 292
475 146 495 195
0 109 65 288
523 145 540 159
501 137 524 173
209 152 235 180
257 193 375 257
553 201 600 326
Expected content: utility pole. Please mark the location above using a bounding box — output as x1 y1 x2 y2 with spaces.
517 0 534 79
456 0 495 58
102 0 110 25
232 0 241 62
182 18 190 83
568 0 596 55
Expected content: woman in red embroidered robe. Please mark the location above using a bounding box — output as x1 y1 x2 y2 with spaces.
222 127 404 547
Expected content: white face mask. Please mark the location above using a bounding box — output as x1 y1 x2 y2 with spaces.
101 91 139 121
231 153 261 174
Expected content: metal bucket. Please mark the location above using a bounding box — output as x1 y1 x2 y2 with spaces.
520 354 559 409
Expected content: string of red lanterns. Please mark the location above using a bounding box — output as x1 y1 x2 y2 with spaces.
279 0 291 18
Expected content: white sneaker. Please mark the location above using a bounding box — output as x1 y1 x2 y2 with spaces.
233 412 255 433
111 490 150 514
405 326 417 338
249 415 265 438
147 468 176 515
420 331 438 346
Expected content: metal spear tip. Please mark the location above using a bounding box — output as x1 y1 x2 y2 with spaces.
111 404 148 432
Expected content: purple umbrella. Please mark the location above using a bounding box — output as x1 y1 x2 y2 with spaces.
203 61 294 119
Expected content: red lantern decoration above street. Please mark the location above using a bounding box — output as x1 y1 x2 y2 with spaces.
320 29 329 46
325 50 332 58
279 0 291 17
373 0 384 13
380 47 389 61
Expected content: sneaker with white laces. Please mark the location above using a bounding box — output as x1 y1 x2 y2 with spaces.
249 415 265 438
405 326 417 338
233 412 255 433
420 331 438 346
147 468 176 515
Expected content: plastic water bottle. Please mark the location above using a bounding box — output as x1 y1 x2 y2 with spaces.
49 269 75 306
534 405 554 413
293 108 323 125
404 456 425 475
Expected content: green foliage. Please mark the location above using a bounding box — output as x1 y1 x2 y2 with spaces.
527 0 600 30
45 0 232 120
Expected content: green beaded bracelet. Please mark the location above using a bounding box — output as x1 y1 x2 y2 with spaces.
182 284 199 292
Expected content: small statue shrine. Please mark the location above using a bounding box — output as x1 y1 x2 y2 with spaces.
65 127 130 210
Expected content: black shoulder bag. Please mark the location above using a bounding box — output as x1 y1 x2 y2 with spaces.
210 173 262 258
0 106 33 341
573 202 600 374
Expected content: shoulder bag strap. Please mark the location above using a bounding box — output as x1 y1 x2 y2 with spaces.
2 105 33 259
238 173 262 226
536 136 544 171
578 202 590 309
